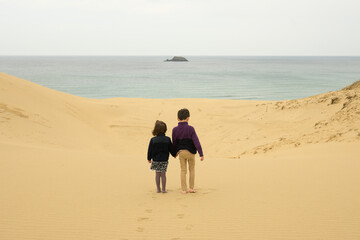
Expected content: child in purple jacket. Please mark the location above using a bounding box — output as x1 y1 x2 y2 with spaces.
172 108 204 194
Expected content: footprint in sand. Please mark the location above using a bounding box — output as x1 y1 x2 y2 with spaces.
136 227 144 232
145 209 152 213
137 217 150 222
177 214 184 219
186 224 193 230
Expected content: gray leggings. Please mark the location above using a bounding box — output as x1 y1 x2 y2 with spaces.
155 172 166 192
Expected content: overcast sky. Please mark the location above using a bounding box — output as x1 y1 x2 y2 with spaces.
1 0 359 55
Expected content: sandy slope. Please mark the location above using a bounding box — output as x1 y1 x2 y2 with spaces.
1 72 359 240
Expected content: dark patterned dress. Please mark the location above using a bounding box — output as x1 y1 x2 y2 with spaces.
150 161 168 172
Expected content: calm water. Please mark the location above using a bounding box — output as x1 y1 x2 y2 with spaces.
1 56 359 100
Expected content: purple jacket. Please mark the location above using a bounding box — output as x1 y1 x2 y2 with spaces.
172 122 203 157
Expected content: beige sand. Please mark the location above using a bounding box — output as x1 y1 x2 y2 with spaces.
1 72 359 240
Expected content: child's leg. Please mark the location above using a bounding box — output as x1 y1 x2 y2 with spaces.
188 154 196 191
179 152 188 191
155 172 161 193
160 172 167 193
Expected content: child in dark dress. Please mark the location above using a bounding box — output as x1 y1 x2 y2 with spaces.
147 120 175 193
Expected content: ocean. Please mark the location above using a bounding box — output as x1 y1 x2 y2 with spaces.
1 56 359 100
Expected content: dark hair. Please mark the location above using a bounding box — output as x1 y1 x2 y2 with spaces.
152 120 167 136
178 108 190 120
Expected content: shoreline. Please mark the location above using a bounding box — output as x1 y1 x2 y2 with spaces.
1 72 356 102
2 55 359 100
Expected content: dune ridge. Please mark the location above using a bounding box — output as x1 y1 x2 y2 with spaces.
1 72 360 240
1 73 359 157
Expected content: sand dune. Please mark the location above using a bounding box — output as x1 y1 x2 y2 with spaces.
1 72 359 239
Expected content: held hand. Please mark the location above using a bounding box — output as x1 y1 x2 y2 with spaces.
200 156 204 161
148 160 151 163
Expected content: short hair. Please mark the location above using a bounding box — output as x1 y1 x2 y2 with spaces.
152 120 167 136
178 108 190 120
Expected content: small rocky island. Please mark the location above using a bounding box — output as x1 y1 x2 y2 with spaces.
164 56 188 62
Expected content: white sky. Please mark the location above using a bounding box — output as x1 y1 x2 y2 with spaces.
1 0 360 55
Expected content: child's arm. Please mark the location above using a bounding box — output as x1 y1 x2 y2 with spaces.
172 128 177 153
191 128 203 157
147 139 153 163
168 138 176 158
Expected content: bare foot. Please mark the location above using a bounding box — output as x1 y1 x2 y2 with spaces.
182 190 187 194
189 189 196 193
162 190 168 193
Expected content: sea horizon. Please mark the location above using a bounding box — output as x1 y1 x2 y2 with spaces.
1 56 359 101
2 55 360 57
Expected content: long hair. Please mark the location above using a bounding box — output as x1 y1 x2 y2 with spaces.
152 120 167 136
